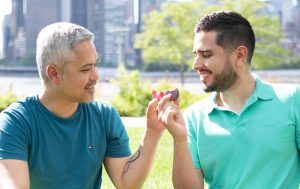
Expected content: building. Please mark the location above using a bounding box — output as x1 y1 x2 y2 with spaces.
24 0 60 52
87 0 105 65
3 0 26 60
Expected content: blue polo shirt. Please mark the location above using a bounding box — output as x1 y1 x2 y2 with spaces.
0 95 131 189
184 78 300 188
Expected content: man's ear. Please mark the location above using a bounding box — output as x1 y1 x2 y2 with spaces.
46 64 60 85
235 46 248 66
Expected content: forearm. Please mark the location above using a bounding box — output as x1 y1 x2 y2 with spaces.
121 129 162 189
0 175 16 189
173 139 204 189
0 161 30 189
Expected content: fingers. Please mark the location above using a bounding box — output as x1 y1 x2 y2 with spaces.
158 105 179 127
146 98 159 114
157 93 174 113
157 96 180 127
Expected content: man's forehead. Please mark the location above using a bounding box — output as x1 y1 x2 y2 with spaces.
194 31 217 42
193 31 218 50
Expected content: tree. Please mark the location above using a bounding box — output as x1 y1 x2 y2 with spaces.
207 0 287 69
135 0 287 85
135 1 202 86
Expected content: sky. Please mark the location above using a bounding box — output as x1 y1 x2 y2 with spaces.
0 0 12 59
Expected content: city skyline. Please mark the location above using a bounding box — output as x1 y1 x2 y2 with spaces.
0 0 12 58
1 0 300 66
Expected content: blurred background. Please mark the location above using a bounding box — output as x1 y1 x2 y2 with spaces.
0 0 300 68
0 0 299 103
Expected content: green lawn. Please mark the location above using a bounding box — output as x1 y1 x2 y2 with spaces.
101 128 174 189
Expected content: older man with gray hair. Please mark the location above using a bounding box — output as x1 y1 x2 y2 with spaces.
0 22 165 189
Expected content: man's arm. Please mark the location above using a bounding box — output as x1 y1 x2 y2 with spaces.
157 94 204 189
104 99 164 189
172 138 204 189
0 159 29 189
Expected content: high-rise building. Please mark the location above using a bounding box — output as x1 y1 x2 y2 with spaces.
61 0 105 65
24 0 60 51
71 0 87 27
103 0 128 65
3 0 26 60
87 0 105 65
61 0 71 22
3 16 14 60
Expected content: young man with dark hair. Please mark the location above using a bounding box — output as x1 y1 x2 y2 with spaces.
158 11 300 188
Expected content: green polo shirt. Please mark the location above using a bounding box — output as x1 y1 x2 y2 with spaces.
184 77 300 188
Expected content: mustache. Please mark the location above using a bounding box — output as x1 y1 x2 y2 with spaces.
85 81 97 88
198 69 212 74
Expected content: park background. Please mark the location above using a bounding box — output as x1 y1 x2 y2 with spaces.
0 0 300 188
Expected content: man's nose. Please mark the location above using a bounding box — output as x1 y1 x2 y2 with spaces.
192 56 203 71
91 67 99 81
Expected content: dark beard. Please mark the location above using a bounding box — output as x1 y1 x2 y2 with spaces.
203 60 238 92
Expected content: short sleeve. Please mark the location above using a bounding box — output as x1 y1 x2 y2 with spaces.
105 107 132 157
184 110 201 169
295 86 300 150
0 108 29 161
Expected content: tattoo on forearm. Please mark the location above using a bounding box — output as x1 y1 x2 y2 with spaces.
123 149 141 174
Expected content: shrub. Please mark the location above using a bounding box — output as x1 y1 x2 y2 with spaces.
110 64 152 116
0 92 18 112
110 65 208 116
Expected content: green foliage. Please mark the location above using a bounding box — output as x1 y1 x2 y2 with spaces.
207 0 287 69
0 92 18 111
274 56 300 69
110 64 152 116
110 65 208 116
135 1 202 85
135 0 288 72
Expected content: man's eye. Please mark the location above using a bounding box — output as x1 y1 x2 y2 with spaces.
203 54 212 58
81 69 90 72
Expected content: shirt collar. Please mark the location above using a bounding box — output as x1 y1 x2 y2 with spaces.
252 75 275 101
205 75 274 114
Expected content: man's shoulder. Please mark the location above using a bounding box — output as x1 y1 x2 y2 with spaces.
0 95 38 131
1 95 37 114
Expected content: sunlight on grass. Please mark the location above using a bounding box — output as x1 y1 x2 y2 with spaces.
101 128 174 189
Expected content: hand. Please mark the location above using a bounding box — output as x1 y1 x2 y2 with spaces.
146 98 165 134
157 94 187 141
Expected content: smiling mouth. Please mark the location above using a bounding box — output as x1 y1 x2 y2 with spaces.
198 69 212 80
200 71 209 78
85 85 96 93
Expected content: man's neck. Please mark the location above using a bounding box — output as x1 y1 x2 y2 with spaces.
216 73 256 114
38 89 79 118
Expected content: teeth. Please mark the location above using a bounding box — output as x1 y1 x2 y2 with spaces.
200 73 208 78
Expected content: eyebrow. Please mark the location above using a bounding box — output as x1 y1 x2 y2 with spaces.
192 49 212 54
80 58 99 68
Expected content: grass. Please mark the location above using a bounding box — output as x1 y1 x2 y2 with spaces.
101 127 174 189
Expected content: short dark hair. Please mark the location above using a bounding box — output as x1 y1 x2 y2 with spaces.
194 11 255 65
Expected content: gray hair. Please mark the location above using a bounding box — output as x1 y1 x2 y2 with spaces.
36 22 94 82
